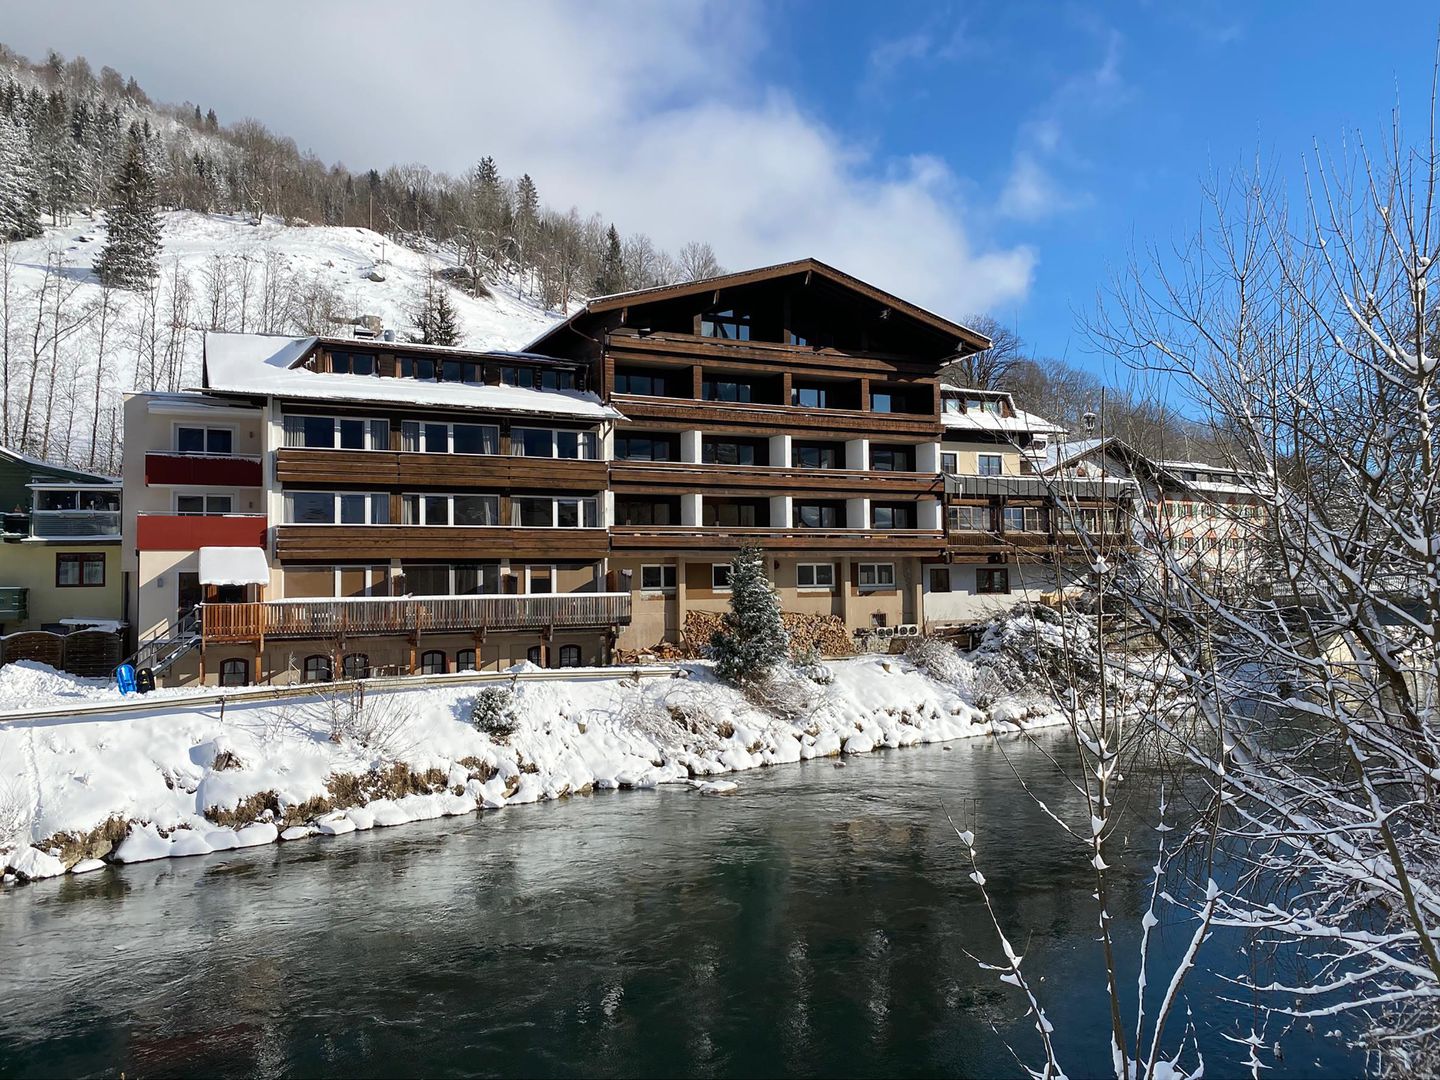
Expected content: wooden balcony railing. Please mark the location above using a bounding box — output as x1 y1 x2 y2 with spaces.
609 525 945 553
200 591 632 643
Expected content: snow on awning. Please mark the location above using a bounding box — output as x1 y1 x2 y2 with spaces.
198 546 270 587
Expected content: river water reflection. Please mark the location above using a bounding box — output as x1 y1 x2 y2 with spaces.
0 730 1361 1078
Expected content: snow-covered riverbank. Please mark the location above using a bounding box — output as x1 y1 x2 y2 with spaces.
0 656 1067 883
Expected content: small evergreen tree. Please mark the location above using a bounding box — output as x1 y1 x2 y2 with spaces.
593 223 624 295
94 124 161 289
711 545 791 684
410 276 462 347
0 114 42 240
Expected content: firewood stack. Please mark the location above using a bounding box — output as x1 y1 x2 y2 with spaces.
614 610 854 663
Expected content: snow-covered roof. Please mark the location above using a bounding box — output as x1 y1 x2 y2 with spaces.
0 445 119 485
198 546 270 587
202 333 622 423
940 388 1066 437
1040 437 1110 473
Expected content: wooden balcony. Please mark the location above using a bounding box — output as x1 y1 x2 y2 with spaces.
275 525 610 561
609 525 945 554
610 460 941 497
201 592 631 643
275 449 606 491
946 529 1133 563
612 397 940 438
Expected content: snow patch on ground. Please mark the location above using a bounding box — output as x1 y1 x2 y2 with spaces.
0 657 1066 880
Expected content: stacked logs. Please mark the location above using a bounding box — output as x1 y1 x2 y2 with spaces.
614 610 854 663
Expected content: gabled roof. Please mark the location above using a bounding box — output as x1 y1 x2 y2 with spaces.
200 332 622 422
524 258 992 354
940 386 1067 437
0 445 119 485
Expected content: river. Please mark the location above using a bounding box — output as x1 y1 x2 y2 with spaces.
0 731 1362 1078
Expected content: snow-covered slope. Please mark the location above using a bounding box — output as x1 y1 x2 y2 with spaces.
1 211 566 468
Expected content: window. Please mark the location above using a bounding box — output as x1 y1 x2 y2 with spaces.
219 658 249 687
792 443 840 469
453 564 502 594
56 553 105 587
399 356 437 381
176 494 233 516
439 360 483 384
511 428 597 459
342 653 370 679
285 415 387 450
615 434 676 461
978 454 1003 476
943 396 964 414
400 565 451 596
511 497 599 528
966 397 1001 415
791 384 829 409
302 655 332 683
712 563 733 591
704 500 763 527
700 308 751 340
870 446 915 472
286 492 388 525
793 502 843 528
539 369 576 391
872 503 915 530
558 645 582 668
1003 506 1043 532
499 365 536 389
453 495 499 526
176 425 232 455
871 391 894 413
329 350 376 376
858 563 896 589
641 564 677 591
940 452 958 474
451 424 499 455
529 566 554 593
977 568 1011 594
928 568 952 593
702 438 763 466
615 497 678 526
419 650 447 675
614 370 669 396
797 563 836 589
949 505 991 531
456 649 478 672
702 378 753 403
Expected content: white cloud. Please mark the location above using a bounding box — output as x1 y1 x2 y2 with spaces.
0 0 1034 315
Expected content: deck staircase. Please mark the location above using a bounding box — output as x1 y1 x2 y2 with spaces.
122 609 201 676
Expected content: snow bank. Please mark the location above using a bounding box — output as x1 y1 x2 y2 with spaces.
0 657 1066 881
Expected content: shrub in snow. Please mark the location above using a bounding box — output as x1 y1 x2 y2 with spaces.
971 605 1101 693
792 645 835 685
711 545 791 684
471 686 518 743
0 778 33 848
905 637 969 687
742 666 820 722
305 684 413 759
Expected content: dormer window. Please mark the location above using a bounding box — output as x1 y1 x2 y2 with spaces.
330 350 376 376
700 308 751 340
400 356 437 381
965 397 1002 415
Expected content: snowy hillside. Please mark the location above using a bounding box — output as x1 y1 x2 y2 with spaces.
0 210 567 471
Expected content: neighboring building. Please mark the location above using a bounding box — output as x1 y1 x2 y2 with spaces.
123 333 629 685
926 389 1134 626
1044 438 1269 594
525 259 988 651
0 446 123 635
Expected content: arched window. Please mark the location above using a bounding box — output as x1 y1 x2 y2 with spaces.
526 645 543 666
558 644 582 668
455 648 477 672
342 653 369 680
419 649 446 675
219 658 248 687
302 655 332 683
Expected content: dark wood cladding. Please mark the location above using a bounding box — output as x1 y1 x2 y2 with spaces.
605 333 942 378
275 449 606 491
613 397 938 437
276 525 610 561
610 461 941 498
610 525 945 555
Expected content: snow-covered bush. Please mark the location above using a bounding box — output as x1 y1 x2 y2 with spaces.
973 605 1101 688
0 778 33 849
711 545 791 684
471 686 518 743
905 636 969 686
742 665 821 722
793 645 834 685
307 684 413 759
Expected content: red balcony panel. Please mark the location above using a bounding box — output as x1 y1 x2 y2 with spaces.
145 452 262 487
137 514 267 551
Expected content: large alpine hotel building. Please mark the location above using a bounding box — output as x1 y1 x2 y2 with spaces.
122 260 1126 685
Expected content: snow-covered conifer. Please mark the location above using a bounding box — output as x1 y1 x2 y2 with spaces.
711 545 790 683
0 114 42 240
410 275 462 347
94 124 161 289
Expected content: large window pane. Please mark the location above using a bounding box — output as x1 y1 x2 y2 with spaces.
177 426 205 453
403 565 450 596
370 494 390 524
340 494 368 524
514 498 552 527
453 495 498 526
423 423 448 453
205 429 233 455
288 492 334 524
556 500 579 528
453 424 499 455
513 428 554 457
338 418 366 450
423 496 449 525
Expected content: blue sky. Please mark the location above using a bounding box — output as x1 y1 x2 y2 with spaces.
3 1 1439 377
